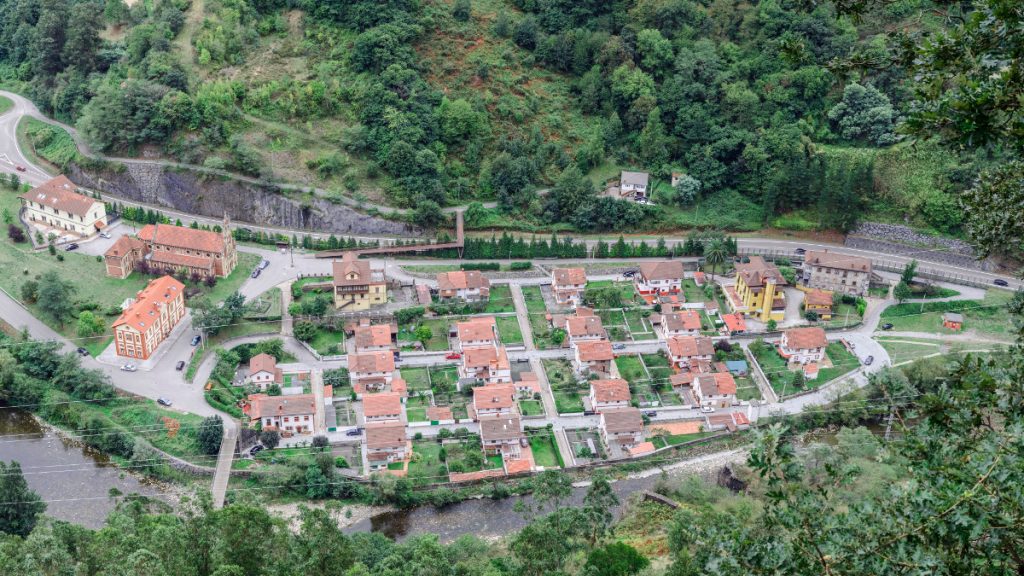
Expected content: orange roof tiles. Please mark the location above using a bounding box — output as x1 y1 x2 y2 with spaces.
463 345 510 370
552 267 587 286
249 393 316 419
363 393 403 418
667 336 715 358
456 317 497 342
722 313 746 332
601 408 643 433
473 383 516 410
735 256 786 288
354 323 392 349
111 275 185 331
591 379 631 403
437 270 490 290
804 289 833 307
805 250 871 273
365 421 407 449
565 314 605 338
479 414 522 441
575 340 614 361
696 372 737 396
332 252 380 286
639 260 684 281
138 223 225 253
349 351 395 373
249 353 277 375
784 327 828 350
663 310 702 332
19 175 97 217
105 235 145 258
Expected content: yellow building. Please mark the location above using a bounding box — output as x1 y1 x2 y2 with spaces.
733 256 787 322
803 289 833 320
332 253 387 310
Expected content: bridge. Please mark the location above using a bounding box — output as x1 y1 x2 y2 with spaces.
316 211 464 259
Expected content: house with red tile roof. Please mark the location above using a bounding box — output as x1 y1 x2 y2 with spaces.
598 408 645 448
803 289 834 320
362 393 404 423
666 336 715 368
515 372 542 398
802 250 872 297
635 261 685 295
779 327 828 365
353 320 394 352
455 317 498 350
573 340 615 375
247 353 279 390
722 312 746 335
460 344 512 385
694 372 737 408
332 253 387 311
551 268 587 307
473 383 517 418
479 414 524 458
248 393 317 435
19 175 107 239
112 275 186 360
437 270 490 302
658 310 703 339
565 313 606 343
349 351 396 395
365 421 408 470
589 379 631 412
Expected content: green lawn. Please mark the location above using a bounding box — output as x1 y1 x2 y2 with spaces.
244 287 281 319
406 407 427 422
880 291 1015 339
198 252 260 304
429 365 459 389
823 303 862 328
402 367 431 391
528 312 560 349
387 461 405 470
207 318 281 347
529 432 561 468
641 353 671 368
753 340 861 397
586 280 637 304
615 355 647 384
408 442 446 485
519 399 544 416
521 285 547 313
398 317 452 351
734 375 763 402
542 358 587 414
83 335 113 357
0 95 12 115
814 343 861 386
650 431 713 448
98 401 207 465
496 315 524 345
306 327 345 356
484 284 515 313
682 279 708 303
877 338 944 365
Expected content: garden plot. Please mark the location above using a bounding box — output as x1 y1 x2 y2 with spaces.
542 358 587 414
565 428 606 462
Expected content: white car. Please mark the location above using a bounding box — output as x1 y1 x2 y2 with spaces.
99 231 111 239
120 363 137 372
700 406 715 413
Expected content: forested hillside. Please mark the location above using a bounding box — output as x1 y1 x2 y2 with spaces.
0 0 1005 234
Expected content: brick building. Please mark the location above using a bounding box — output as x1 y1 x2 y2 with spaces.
111 275 186 360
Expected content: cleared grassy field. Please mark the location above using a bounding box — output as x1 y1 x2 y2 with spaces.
879 291 1014 339
496 315 524 345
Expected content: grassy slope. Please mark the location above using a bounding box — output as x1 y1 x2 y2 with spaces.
0 95 12 115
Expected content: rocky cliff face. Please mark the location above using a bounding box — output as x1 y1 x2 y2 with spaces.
66 161 419 237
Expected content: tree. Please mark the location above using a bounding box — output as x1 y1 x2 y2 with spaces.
75 311 105 338
412 200 444 228
414 326 432 343
901 259 917 285
581 471 618 544
36 271 76 325
584 541 649 576
20 280 39 303
293 321 317 342
546 164 595 223
0 461 46 537
7 224 25 243
790 369 805 391
452 0 471 22
827 83 898 145
636 29 673 75
703 239 728 282
197 416 223 455
311 436 329 452
260 429 280 450
894 281 912 303
670 174 701 206
804 310 818 322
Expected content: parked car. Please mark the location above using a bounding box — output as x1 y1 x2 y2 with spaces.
994 278 1009 287
251 268 261 278
700 406 715 413
612 343 626 350
99 231 111 239
157 397 172 407
445 352 461 360
622 269 638 278
64 243 79 251
259 259 270 270
175 360 186 371
15 165 26 172
191 335 202 346
794 247 806 255
120 363 137 372
249 445 264 456
643 411 657 418
76 347 89 357
345 428 362 437
881 323 894 330
864 355 874 366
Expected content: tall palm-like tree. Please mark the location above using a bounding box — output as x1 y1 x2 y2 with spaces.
703 239 728 282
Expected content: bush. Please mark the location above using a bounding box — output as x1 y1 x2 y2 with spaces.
196 416 224 455
460 262 500 271
260 429 281 450
509 261 532 270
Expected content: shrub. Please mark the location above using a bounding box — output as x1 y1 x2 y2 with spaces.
509 261 532 270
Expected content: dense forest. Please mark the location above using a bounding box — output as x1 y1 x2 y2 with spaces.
0 0 1008 234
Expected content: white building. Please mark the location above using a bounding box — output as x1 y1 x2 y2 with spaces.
779 327 828 365
589 379 631 412
19 175 107 239
635 261 685 295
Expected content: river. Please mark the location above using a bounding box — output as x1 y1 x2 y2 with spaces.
0 409 169 529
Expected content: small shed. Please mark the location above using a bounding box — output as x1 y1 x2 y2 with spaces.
942 312 964 331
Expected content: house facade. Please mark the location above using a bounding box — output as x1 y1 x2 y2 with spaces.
332 252 387 310
666 336 715 369
803 289 833 320
779 327 828 365
437 270 490 302
249 393 316 435
247 353 279 390
353 321 394 352
551 268 587 307
455 317 498 351
460 344 512 385
573 340 615 375
479 414 524 458
635 261 685 295
365 421 408 470
693 372 737 408
19 175 107 238
349 351 396 395
620 171 649 199
565 311 606 344
472 383 516 418
362 393 405 423
802 251 872 297
104 215 237 279
112 275 186 360
658 310 702 339
733 256 787 322
599 408 645 447
589 379 631 412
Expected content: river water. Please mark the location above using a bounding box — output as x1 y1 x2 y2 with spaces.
0 409 168 529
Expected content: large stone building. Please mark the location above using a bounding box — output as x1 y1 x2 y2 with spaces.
104 215 237 279
801 251 872 296
111 275 186 360
19 175 107 239
332 252 387 310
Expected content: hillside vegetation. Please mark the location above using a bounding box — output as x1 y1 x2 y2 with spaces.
0 0 997 234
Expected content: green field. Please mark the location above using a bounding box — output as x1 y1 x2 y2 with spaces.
484 284 515 313
408 442 446 485
521 286 547 313
402 367 431 391
528 432 561 468
306 327 345 356
519 399 544 416
879 291 1015 339
16 116 81 170
615 355 647 384
586 280 637 304
496 315 524 346
398 317 452 351
542 358 586 414
650 431 713 448
0 95 12 115
750 340 861 397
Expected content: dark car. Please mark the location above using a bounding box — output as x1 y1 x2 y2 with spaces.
76 347 89 357
157 397 172 407
64 243 79 251
643 411 658 418
251 268 261 278
864 355 874 366
794 247 806 255
881 323 894 330
346 428 362 436
622 269 638 278
16 165 26 172
249 445 264 456
175 360 186 371
191 335 202 346
994 278 1009 287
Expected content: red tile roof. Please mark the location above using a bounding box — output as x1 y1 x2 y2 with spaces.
20 175 97 217
138 223 225 253
552 267 587 286
696 372 737 396
249 353 277 375
456 317 497 342
565 314 604 338
105 235 145 258
663 310 702 332
784 327 828 350
349 351 395 373
639 260 685 281
473 383 516 410
479 414 523 441
804 250 871 273
437 270 490 290
667 336 715 358
575 340 614 362
591 379 631 403
111 275 185 330
354 323 392 349
363 393 403 418
365 421 407 449
722 313 746 332
249 393 316 419
601 408 643 433
463 345 510 370
149 250 214 270
332 252 380 286
735 256 786 288
805 289 833 307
